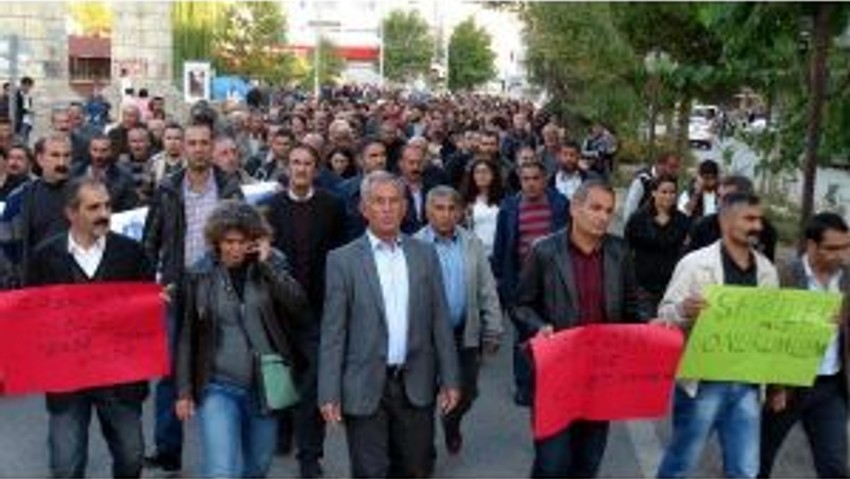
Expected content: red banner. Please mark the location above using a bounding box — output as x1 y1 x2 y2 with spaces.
0 282 168 395
530 324 684 440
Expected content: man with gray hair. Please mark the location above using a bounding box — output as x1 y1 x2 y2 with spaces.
319 170 460 478
514 179 651 477
415 185 503 455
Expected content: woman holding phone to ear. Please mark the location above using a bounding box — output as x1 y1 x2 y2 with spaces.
174 200 310 478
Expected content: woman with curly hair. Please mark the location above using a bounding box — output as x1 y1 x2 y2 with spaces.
175 200 310 478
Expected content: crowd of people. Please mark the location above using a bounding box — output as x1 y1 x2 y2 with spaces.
0 83 846 479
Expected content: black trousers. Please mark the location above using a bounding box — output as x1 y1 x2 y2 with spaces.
293 326 325 465
345 373 435 478
760 373 849 478
532 420 609 478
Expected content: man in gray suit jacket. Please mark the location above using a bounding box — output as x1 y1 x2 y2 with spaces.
415 185 504 456
319 171 461 478
514 179 651 478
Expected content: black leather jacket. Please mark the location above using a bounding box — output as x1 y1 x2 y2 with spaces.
176 250 311 401
141 166 244 289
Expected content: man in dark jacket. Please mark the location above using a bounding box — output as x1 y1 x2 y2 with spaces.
685 174 777 261
0 133 73 287
141 121 244 472
492 160 568 406
72 134 138 212
27 177 155 478
514 179 651 478
263 144 346 478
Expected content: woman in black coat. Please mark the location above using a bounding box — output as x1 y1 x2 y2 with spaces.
625 174 691 311
174 201 310 478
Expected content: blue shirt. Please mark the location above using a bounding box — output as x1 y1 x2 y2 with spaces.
422 226 466 327
367 230 409 366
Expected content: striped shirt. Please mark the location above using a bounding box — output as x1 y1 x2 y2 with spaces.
517 196 552 260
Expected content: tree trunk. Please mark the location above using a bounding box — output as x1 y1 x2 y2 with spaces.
799 4 832 252
676 97 691 155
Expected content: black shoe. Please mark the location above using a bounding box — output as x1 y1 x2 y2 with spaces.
299 461 323 478
143 452 181 472
514 390 531 407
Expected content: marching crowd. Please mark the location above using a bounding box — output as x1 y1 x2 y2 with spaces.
0 84 846 479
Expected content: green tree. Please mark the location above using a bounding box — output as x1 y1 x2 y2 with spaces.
382 10 434 83
704 3 850 241
447 18 496 91
172 2 226 85
520 3 643 140
69 2 113 37
612 3 728 152
213 1 295 84
305 36 346 88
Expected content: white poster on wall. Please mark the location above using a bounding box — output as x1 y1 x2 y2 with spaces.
183 61 211 103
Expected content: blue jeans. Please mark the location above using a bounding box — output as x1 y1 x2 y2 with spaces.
153 304 182 459
47 390 144 478
658 382 760 478
197 382 278 478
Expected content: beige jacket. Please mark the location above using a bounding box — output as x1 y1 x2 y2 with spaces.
659 240 779 396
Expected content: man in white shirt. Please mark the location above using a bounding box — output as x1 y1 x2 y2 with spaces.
760 212 850 478
549 141 590 200
678 159 719 218
26 177 155 478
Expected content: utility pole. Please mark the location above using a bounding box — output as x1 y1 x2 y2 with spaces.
6 35 19 136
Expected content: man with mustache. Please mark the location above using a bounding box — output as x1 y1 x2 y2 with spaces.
656 192 779 479
0 133 74 287
72 134 138 213
26 177 155 478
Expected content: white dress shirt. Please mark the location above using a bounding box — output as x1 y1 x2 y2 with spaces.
470 199 499 257
68 233 106 278
554 170 583 200
367 230 410 366
803 255 843 376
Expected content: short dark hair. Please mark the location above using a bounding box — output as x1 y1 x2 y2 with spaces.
719 191 760 215
805 212 849 243
357 136 385 158
290 143 320 165
518 159 547 176
562 140 581 153
720 175 754 195
65 177 108 210
699 159 719 176
272 128 296 142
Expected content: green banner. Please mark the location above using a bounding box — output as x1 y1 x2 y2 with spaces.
677 285 840 386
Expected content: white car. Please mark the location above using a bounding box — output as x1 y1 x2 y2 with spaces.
688 116 715 150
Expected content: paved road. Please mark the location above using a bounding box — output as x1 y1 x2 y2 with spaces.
0 326 826 478
0 139 839 478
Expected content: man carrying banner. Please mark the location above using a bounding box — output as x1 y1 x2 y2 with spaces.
26 177 155 478
656 192 779 479
513 179 651 478
759 212 850 478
